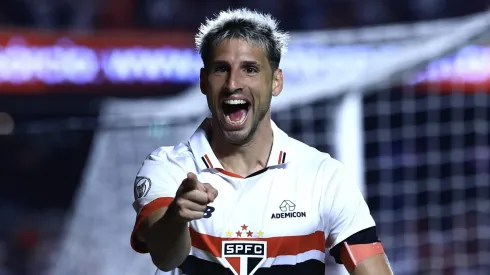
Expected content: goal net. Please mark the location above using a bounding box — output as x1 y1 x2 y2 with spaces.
49 11 490 275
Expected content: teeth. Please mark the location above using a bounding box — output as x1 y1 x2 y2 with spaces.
225 111 248 125
224 99 247 105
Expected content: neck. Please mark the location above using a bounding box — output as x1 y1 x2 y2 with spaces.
210 115 274 177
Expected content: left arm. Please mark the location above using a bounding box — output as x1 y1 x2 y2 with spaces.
349 253 393 275
331 228 393 275
320 159 394 275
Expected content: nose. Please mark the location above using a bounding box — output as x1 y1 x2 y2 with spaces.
225 68 243 92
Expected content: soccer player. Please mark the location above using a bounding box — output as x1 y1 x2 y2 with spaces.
130 8 394 275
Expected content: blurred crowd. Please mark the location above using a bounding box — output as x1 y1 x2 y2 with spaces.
0 0 487 31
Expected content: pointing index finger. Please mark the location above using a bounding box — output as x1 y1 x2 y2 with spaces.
181 172 199 192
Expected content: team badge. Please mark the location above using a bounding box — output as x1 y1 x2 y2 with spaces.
134 176 151 199
222 225 266 275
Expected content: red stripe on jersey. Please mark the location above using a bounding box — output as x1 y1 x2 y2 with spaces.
189 227 325 258
204 154 214 168
278 151 284 165
216 168 244 179
131 197 173 253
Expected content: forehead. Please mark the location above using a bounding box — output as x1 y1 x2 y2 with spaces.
210 38 268 63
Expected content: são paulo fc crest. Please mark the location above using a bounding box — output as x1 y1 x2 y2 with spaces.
222 224 267 275
222 240 267 275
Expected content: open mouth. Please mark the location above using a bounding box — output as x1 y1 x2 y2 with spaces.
222 99 251 126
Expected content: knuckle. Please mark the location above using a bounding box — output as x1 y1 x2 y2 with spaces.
196 212 205 219
175 198 185 208
183 190 197 200
191 190 202 197
178 209 187 218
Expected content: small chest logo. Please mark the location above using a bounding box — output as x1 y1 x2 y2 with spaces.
134 176 151 199
271 200 306 219
222 241 267 275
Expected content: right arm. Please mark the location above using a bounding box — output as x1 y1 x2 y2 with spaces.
137 206 191 271
130 151 217 271
138 172 216 271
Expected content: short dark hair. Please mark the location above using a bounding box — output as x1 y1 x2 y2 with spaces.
195 8 289 71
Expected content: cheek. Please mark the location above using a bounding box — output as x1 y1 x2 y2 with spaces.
252 78 271 99
253 92 271 111
208 79 225 98
206 93 220 110
258 82 273 102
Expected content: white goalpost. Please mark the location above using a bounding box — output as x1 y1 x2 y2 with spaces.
49 11 490 275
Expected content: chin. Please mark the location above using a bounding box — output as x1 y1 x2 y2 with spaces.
215 118 252 144
221 129 252 145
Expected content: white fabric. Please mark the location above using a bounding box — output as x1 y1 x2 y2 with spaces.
132 118 375 274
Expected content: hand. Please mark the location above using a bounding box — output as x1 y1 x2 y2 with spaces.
171 172 218 222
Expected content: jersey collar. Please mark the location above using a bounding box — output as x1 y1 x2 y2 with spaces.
189 118 291 172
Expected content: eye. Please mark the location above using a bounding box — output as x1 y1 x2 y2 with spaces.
214 66 228 73
245 66 258 74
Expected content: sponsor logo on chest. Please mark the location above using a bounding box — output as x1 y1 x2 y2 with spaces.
271 200 307 219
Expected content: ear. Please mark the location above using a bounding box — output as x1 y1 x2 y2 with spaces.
271 68 283 97
200 68 207 95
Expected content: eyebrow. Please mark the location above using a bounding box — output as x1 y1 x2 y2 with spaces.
241 61 261 67
211 60 262 67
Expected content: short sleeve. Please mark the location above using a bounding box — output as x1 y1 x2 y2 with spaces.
321 161 376 252
130 148 184 253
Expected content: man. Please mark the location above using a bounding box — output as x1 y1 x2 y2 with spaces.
130 8 394 275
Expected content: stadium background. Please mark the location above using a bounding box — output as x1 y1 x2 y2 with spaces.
0 1 489 275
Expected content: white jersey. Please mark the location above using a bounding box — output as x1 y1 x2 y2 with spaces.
131 119 375 275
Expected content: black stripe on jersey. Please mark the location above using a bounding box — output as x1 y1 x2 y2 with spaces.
179 256 325 275
201 156 210 168
246 167 269 178
329 226 379 264
281 152 286 164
